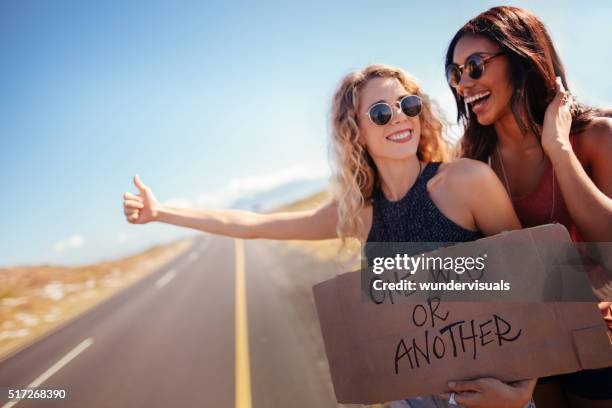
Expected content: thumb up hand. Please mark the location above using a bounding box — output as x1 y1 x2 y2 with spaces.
123 175 159 224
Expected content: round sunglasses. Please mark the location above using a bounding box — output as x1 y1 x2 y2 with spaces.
446 52 504 87
365 95 422 126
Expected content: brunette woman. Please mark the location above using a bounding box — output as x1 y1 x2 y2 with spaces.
446 6 612 407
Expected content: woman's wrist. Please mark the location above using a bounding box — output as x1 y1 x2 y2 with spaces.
545 142 574 170
151 203 165 222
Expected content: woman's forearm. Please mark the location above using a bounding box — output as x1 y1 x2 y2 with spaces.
550 148 612 241
541 86 612 241
154 202 340 241
155 205 263 239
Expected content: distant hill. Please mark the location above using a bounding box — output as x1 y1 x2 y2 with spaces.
230 178 329 212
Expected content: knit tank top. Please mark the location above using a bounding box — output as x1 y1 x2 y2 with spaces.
366 162 482 244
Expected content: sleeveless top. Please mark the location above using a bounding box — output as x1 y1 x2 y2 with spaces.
490 137 581 241
366 162 482 243
510 162 579 239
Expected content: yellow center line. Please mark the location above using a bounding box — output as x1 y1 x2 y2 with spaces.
234 239 252 408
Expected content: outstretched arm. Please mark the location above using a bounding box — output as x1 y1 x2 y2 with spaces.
123 175 339 240
154 204 339 240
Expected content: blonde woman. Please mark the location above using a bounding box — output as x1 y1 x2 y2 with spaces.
123 65 533 407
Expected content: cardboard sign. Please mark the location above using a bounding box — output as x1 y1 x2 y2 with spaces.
313 224 612 404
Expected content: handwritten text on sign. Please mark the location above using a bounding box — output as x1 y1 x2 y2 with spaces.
394 298 523 373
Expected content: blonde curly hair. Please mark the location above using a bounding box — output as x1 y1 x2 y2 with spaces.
330 64 451 241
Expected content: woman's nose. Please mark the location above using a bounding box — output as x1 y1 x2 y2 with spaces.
455 73 474 96
392 103 408 124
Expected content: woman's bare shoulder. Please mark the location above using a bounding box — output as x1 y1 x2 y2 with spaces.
575 117 612 161
435 158 495 188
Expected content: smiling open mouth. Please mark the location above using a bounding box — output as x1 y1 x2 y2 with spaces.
386 130 413 143
466 91 491 113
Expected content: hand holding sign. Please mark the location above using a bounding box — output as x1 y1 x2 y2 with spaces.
440 378 536 408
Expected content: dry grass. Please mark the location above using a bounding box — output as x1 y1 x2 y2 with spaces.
0 239 192 360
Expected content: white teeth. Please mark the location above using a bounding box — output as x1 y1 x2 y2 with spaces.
465 91 491 104
387 130 412 141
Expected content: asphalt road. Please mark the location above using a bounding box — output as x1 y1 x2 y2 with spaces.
0 236 342 408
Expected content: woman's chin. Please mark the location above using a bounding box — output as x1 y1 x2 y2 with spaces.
385 150 419 162
472 100 509 127
370 149 417 163
476 117 493 126
474 111 496 126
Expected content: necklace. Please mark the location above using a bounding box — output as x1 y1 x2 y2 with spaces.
495 144 556 223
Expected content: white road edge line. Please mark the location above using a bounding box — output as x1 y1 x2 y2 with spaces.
156 269 177 288
2 338 93 408
187 251 200 262
199 239 210 252
176 240 209 270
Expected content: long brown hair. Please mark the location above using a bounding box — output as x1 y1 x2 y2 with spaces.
446 6 601 161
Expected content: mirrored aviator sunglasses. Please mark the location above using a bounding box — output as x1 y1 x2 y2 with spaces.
446 52 504 87
367 95 422 126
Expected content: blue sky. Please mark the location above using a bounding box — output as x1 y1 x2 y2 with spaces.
1 1 610 266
